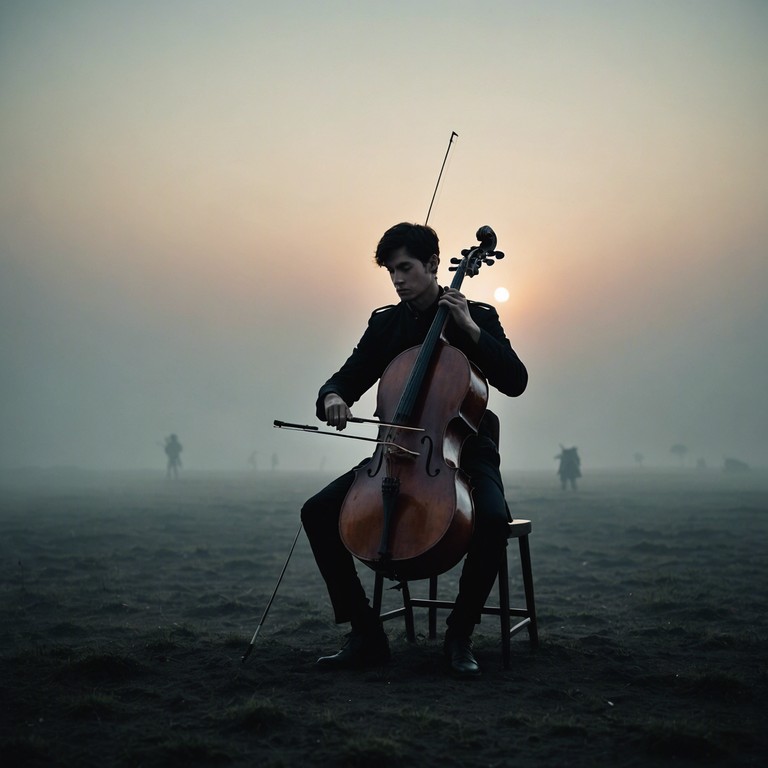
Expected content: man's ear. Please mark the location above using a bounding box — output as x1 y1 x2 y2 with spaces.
429 254 439 274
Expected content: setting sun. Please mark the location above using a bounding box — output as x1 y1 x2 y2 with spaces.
494 286 510 303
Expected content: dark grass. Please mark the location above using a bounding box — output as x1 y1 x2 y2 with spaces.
1 468 767 767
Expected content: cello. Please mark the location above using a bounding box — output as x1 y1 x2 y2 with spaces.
338 226 504 582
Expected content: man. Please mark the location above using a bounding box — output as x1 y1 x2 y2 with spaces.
301 222 527 677
164 434 182 479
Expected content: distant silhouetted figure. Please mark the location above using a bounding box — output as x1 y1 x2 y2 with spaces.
164 434 183 479
556 445 581 490
271 452 279 471
248 450 259 471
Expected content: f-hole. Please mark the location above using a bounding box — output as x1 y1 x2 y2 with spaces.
367 452 384 478
422 435 440 477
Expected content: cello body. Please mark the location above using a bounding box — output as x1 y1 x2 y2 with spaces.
339 340 488 581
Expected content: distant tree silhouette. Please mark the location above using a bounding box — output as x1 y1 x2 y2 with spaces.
670 444 688 465
723 457 750 473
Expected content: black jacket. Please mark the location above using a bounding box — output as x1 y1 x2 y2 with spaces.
316 295 527 426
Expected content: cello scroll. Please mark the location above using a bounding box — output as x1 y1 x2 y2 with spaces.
450 225 505 276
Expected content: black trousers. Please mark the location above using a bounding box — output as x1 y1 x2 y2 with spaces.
300 435 510 636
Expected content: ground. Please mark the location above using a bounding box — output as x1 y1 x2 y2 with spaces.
1 468 766 767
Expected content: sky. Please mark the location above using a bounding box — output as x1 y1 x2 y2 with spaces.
1 0 767 473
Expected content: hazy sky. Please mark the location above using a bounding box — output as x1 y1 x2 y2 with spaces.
1 1 766 472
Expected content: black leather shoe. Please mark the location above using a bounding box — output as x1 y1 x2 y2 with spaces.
443 633 481 678
316 629 390 668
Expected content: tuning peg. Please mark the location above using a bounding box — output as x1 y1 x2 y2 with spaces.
494 251 505 260
450 257 462 264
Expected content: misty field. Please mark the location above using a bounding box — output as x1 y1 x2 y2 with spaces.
1 467 767 767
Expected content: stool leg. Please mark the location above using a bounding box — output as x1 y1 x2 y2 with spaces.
401 581 416 642
498 545 511 668
518 535 539 647
372 571 384 617
428 575 438 639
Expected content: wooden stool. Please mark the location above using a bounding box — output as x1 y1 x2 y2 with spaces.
372 519 538 668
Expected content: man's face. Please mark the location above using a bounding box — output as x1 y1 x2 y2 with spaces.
381 247 439 309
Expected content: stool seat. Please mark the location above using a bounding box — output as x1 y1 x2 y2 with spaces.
372 518 538 668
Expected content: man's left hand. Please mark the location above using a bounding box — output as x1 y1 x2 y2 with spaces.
439 288 481 343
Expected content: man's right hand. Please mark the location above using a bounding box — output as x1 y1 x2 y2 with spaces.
323 393 353 430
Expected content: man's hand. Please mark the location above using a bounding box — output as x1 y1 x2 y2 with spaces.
439 288 481 343
324 393 353 430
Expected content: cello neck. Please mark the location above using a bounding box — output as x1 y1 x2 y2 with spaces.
392 260 469 424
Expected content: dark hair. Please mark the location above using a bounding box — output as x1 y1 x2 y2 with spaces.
374 222 440 266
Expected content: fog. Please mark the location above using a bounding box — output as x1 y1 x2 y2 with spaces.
1 2 767 474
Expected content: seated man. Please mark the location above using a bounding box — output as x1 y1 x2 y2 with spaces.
301 222 528 677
